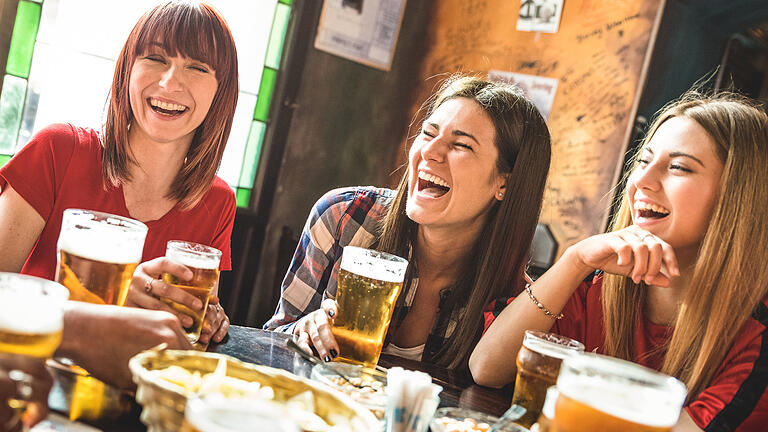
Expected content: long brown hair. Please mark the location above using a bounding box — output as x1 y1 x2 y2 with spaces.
379 75 552 368
102 0 238 209
603 91 768 400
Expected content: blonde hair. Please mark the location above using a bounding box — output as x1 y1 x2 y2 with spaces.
603 91 768 400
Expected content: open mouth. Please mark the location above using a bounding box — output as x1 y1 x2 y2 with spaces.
148 98 188 116
634 201 670 219
417 171 450 198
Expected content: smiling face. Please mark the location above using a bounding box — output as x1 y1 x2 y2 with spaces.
406 97 506 231
128 45 218 148
628 116 724 255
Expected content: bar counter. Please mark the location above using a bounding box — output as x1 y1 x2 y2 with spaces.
47 325 512 430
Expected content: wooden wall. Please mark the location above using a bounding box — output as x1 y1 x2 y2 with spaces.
405 0 665 254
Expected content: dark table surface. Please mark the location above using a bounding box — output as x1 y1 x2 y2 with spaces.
52 325 512 430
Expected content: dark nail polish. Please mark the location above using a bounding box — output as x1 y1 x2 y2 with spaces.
324 356 331 362
328 310 335 318
330 349 338 358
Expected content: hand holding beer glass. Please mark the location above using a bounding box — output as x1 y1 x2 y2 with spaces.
330 246 408 366
158 241 222 344
0 273 69 430
56 209 148 305
510 330 584 428
537 352 687 432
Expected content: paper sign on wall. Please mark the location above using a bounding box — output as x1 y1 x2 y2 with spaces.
517 0 565 33
314 0 407 71
489 70 558 120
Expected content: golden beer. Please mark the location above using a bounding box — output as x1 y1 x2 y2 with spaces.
550 352 687 432
0 273 68 358
56 209 148 306
331 247 408 366
160 241 221 343
510 330 583 428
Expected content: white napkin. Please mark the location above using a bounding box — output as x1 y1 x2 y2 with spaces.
386 367 442 432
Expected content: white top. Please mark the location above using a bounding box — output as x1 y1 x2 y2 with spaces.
382 342 425 361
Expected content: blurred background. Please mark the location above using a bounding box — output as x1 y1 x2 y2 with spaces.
0 0 766 328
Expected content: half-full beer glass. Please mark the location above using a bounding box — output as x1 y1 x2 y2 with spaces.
550 352 687 432
56 209 148 305
511 330 584 428
331 246 408 366
160 241 222 343
0 273 69 357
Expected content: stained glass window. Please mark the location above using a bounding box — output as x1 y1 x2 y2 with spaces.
0 0 292 208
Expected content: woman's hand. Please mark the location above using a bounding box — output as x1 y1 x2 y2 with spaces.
125 257 201 328
0 353 53 431
292 299 339 362
571 226 680 286
58 303 192 390
197 295 229 345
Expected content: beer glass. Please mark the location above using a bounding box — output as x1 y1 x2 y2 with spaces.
0 273 68 428
56 209 148 306
510 330 584 428
0 273 69 357
181 396 299 432
160 241 222 343
549 352 687 432
331 246 408 366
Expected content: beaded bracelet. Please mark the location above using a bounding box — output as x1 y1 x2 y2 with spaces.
525 284 564 320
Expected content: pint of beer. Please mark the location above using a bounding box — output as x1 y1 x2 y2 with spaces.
550 352 687 432
56 209 148 306
510 330 584 428
0 273 69 358
160 241 221 343
331 246 408 366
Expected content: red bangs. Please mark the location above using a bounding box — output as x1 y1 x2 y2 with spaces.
131 2 236 83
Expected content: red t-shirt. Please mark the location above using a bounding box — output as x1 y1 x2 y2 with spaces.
0 123 236 280
484 273 768 431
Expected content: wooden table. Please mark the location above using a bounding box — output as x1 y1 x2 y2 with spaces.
51 325 512 430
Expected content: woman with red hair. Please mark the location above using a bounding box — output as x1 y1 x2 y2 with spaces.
0 1 239 344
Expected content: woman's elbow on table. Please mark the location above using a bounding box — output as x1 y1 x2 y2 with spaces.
468 350 514 388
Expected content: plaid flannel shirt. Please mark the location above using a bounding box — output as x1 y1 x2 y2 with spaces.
264 186 462 361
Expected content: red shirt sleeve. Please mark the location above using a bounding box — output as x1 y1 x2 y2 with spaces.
686 302 768 431
0 123 77 220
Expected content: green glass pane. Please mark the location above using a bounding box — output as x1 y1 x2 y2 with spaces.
236 188 251 208
278 0 291 5
265 4 291 69
253 67 277 122
6 1 42 79
0 75 27 154
0 154 11 168
239 121 266 188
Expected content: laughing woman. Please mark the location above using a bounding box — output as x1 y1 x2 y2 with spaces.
471 92 768 431
0 1 238 344
265 75 552 369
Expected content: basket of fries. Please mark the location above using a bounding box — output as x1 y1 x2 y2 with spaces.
128 346 380 432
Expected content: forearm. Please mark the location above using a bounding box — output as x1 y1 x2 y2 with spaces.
56 302 98 361
469 247 594 387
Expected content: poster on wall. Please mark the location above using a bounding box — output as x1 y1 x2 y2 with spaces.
314 0 407 71
489 70 558 120
517 0 565 33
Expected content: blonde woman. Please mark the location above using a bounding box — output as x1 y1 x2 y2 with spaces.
471 92 768 431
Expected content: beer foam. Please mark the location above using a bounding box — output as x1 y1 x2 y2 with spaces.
558 368 685 427
340 247 408 283
167 249 220 269
523 337 581 360
58 228 143 264
0 299 63 334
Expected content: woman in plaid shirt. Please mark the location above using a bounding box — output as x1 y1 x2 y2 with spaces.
265 75 551 369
